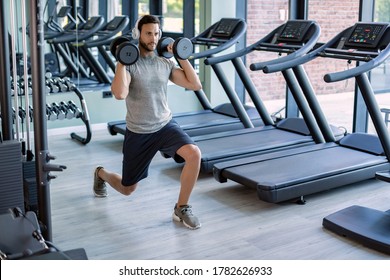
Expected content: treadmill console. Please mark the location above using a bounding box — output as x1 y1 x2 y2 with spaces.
83 16 102 30
344 22 388 49
106 16 126 31
277 20 314 43
57 6 72 18
210 18 241 38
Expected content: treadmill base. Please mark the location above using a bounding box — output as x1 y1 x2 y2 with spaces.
323 205 390 255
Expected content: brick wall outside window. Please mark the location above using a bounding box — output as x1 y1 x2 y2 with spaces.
245 0 360 102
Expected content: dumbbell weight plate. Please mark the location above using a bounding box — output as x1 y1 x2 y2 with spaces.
110 36 130 57
173 37 193 60
116 42 140 65
157 37 175 59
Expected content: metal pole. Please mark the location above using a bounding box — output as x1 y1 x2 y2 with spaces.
282 68 325 144
232 57 274 126
211 63 254 128
29 0 52 241
0 1 13 140
356 73 390 160
9 0 21 141
21 0 34 160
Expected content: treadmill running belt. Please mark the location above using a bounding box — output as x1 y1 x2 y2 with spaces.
222 146 389 202
175 111 240 128
196 127 313 172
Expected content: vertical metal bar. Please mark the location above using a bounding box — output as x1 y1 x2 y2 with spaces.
231 57 274 126
21 0 32 154
234 0 247 101
183 0 195 39
286 0 308 118
9 0 21 141
282 69 325 143
123 0 138 30
356 73 390 160
0 0 13 140
353 0 375 132
29 0 53 241
289 0 308 20
211 63 254 128
293 65 336 142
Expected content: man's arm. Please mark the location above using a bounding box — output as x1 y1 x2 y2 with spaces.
170 59 202 91
111 63 131 100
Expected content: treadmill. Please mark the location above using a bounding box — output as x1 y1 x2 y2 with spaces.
213 22 390 204
320 27 390 255
47 16 106 82
107 18 263 137
72 16 130 84
82 16 130 74
322 171 390 255
173 20 328 173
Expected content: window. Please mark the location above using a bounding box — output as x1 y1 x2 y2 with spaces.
371 0 390 95
163 0 183 33
139 0 150 16
306 0 360 133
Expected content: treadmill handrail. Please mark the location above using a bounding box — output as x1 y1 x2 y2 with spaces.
49 16 105 44
189 19 247 60
262 29 349 74
204 25 279 65
205 20 321 68
82 16 130 47
250 22 321 71
324 43 390 83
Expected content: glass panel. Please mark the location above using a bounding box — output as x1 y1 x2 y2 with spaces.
371 0 390 94
194 0 200 35
162 0 183 33
139 0 150 17
107 0 123 20
369 0 390 133
375 0 390 22
56 0 72 29
306 0 360 133
88 0 99 19
246 0 290 116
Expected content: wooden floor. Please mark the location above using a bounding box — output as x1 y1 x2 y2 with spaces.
46 127 390 260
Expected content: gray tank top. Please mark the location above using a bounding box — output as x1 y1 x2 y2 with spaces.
125 55 177 133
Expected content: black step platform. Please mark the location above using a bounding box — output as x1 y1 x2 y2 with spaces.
323 205 390 255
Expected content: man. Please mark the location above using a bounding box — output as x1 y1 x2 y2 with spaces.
93 15 202 229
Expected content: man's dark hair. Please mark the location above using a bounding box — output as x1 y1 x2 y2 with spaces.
138 15 160 32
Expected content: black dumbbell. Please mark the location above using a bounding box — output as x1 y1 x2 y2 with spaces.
110 36 140 65
157 37 193 60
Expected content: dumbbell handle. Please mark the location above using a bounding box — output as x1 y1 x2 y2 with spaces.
157 37 193 60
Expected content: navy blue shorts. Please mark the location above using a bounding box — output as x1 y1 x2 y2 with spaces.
121 119 195 186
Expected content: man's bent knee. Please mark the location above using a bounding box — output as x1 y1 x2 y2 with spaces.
178 144 201 163
121 184 137 196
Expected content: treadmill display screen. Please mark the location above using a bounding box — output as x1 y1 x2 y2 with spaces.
211 18 241 38
345 23 388 49
84 17 100 30
107 17 124 30
278 21 311 43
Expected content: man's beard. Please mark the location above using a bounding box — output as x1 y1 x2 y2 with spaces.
139 40 155 52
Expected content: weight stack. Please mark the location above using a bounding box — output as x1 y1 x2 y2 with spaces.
23 161 38 213
0 140 24 214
